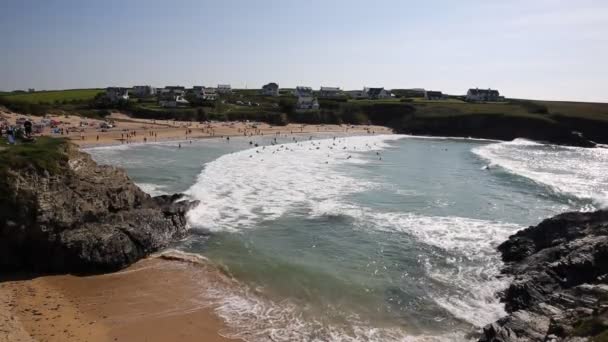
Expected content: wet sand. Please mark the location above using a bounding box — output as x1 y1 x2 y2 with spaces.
0 257 240 342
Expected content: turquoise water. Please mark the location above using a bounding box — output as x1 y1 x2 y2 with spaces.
87 134 608 341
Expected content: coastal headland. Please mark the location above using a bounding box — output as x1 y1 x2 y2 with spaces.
0 101 607 340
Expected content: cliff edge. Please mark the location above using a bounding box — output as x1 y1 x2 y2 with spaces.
0 138 196 273
479 210 608 342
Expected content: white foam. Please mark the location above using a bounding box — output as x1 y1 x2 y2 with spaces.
185 135 403 232
204 278 471 342
473 139 608 208
310 201 521 327
184 134 523 331
135 182 169 197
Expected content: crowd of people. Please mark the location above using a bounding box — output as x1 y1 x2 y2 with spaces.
1 118 35 144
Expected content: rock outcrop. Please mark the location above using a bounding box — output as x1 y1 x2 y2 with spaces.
479 211 608 342
0 143 197 273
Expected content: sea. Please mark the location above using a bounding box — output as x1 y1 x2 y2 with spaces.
85 133 608 341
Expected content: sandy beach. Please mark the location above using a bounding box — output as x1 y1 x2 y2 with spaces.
0 257 241 342
0 108 394 341
1 109 392 148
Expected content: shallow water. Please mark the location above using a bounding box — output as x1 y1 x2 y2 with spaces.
87 134 607 341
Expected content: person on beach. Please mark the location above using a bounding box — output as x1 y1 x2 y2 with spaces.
7 126 15 144
178 143 181 149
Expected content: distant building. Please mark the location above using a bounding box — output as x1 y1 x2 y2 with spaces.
425 91 444 100
132 85 156 97
365 87 392 100
466 88 501 102
294 86 319 110
294 86 313 98
106 87 130 102
346 90 368 100
318 87 343 99
159 86 186 97
200 87 218 101
261 82 279 96
159 94 189 108
217 84 232 94
28 88 35 93
397 88 427 98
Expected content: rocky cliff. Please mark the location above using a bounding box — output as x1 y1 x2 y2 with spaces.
0 141 196 273
479 210 608 342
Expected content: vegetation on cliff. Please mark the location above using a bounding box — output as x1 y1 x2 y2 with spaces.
0 138 195 273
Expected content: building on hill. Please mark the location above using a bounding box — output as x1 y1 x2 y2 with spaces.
425 91 444 100
346 90 368 100
132 85 156 97
365 87 392 100
106 87 130 102
295 86 319 111
261 83 279 96
201 87 218 101
294 86 313 98
466 88 501 102
217 84 232 94
318 87 343 99
159 86 186 97
394 88 427 98
159 93 189 108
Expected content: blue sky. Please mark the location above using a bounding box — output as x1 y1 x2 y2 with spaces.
1 0 607 102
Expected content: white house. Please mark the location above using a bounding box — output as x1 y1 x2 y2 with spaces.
201 87 218 101
106 87 129 102
318 87 343 98
132 85 156 97
217 84 232 94
466 88 501 102
295 86 319 110
261 82 279 96
365 87 392 99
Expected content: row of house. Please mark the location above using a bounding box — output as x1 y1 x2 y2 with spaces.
106 84 503 109
105 84 235 107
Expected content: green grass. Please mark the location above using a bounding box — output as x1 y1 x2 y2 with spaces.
0 137 69 175
535 100 608 121
1 89 103 104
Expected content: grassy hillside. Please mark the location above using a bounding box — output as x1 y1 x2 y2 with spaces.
1 89 103 104
0 137 69 175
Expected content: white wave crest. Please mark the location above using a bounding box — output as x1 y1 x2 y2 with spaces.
310 200 521 327
473 140 608 208
185 135 403 232
135 182 169 197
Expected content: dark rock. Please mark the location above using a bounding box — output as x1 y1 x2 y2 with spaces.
479 210 608 341
0 144 197 273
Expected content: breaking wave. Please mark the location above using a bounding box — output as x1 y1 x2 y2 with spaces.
473 138 608 209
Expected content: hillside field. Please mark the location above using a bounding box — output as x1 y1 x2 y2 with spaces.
1 89 103 104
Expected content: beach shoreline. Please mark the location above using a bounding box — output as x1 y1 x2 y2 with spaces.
1 110 393 148
0 257 241 342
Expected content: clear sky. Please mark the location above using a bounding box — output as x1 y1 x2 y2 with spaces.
1 0 607 102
